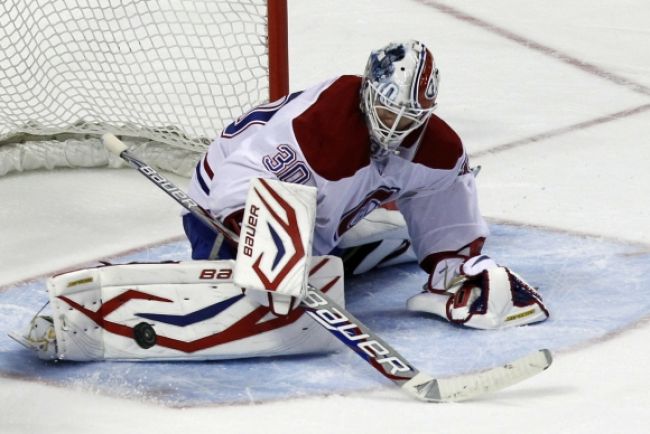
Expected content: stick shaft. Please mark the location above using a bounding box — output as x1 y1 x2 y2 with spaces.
119 146 239 244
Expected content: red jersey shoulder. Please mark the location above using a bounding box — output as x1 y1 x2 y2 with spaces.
293 75 371 181
412 115 465 171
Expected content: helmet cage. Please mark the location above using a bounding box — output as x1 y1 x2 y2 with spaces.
363 80 437 151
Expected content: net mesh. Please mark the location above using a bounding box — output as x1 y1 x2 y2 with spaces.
0 0 271 175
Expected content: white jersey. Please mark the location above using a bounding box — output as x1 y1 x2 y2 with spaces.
188 75 488 266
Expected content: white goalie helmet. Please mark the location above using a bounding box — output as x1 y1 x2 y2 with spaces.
361 40 439 154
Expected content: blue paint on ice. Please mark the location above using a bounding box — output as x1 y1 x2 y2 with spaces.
1 224 649 406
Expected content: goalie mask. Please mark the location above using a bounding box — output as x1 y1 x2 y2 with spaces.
361 40 439 155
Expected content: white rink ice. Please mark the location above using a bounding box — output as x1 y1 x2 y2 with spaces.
1 0 650 433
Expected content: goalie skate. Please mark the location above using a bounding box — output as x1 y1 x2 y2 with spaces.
8 315 58 360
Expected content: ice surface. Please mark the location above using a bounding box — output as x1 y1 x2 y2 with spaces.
1 225 648 407
1 0 649 433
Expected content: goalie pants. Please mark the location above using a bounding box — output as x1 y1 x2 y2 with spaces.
183 213 236 260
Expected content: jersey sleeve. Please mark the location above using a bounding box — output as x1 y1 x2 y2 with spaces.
397 169 489 266
207 155 273 221
396 112 488 265
194 88 329 221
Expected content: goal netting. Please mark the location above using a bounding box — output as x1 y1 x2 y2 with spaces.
0 0 288 177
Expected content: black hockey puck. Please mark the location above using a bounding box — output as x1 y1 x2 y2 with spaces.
133 322 157 349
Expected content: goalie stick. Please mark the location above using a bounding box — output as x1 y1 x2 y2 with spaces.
102 133 552 402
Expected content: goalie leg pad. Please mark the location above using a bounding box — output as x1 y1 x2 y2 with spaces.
22 257 344 361
337 207 416 275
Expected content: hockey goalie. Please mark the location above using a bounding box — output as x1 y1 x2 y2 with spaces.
12 39 549 362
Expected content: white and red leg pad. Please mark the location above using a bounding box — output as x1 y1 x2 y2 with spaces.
34 257 343 361
337 206 416 275
407 258 549 329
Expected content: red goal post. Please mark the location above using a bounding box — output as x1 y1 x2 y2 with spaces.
268 0 290 102
0 0 290 177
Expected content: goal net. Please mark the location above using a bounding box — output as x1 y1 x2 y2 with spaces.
0 0 288 176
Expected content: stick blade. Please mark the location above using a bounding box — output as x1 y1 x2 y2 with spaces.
403 349 552 403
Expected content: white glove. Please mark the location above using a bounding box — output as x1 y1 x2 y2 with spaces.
407 255 549 329
427 254 498 292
